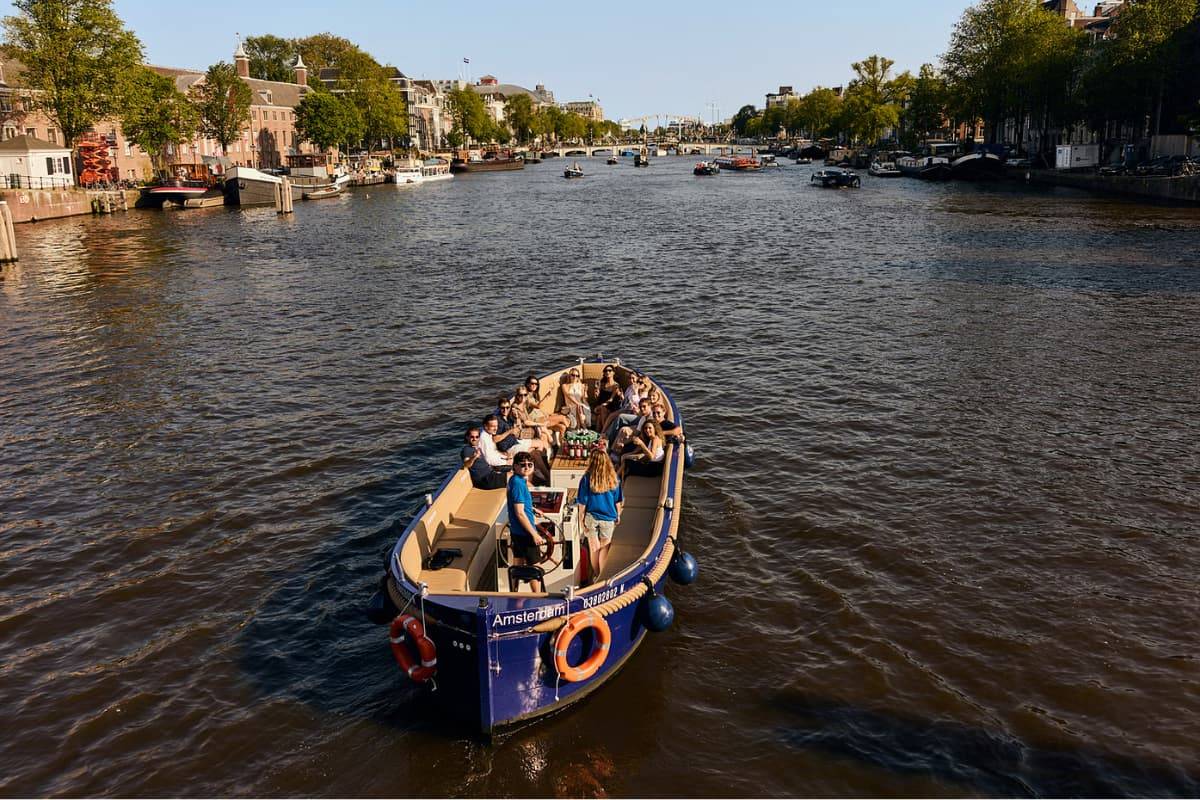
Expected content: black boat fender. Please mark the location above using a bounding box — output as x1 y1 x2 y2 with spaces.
669 550 698 585
366 573 400 625
640 576 675 632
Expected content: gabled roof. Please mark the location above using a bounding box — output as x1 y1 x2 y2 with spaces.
0 134 72 153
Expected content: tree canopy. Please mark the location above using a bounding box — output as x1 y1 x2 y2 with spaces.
193 61 252 154
294 89 362 151
119 65 199 174
244 34 295 82
1 0 143 146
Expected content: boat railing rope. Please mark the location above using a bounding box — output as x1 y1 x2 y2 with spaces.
532 534 676 633
554 585 575 702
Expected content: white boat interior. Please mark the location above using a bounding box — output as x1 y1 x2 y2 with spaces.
397 364 678 596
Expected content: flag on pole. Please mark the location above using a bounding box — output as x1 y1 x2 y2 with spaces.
463 57 470 64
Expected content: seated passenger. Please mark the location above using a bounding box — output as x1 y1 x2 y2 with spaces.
619 420 665 478
651 403 684 443
609 397 654 451
506 453 546 592
482 414 549 485
559 368 591 430
575 447 623 585
522 373 569 443
494 394 552 455
591 365 623 434
461 426 508 490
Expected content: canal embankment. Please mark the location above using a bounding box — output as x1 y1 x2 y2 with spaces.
0 188 139 223
1016 168 1200 204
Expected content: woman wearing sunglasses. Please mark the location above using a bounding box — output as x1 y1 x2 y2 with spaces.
521 374 569 445
591 365 623 434
560 369 592 430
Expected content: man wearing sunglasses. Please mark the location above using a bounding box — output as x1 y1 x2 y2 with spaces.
506 454 546 591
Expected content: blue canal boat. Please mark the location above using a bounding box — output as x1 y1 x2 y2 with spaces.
368 360 695 734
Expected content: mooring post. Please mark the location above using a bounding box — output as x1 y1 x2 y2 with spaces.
0 200 18 263
278 177 293 214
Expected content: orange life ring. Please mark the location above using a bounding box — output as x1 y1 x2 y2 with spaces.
389 614 437 682
553 610 611 682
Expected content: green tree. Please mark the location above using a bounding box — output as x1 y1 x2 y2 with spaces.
504 93 534 142
294 88 362 151
1 0 143 147
943 0 1084 146
244 34 294 82
193 61 252 155
797 87 842 138
840 55 908 145
447 85 490 143
119 65 199 174
731 104 757 135
903 64 949 146
762 104 787 138
294 32 362 78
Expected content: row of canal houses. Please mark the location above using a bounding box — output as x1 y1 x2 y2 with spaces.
0 41 563 188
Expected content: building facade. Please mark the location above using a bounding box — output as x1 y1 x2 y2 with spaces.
470 75 556 124
563 100 604 121
765 85 798 109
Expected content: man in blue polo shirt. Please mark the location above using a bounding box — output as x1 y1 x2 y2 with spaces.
506 452 546 591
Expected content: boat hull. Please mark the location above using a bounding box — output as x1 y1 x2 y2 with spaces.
951 153 1006 181
139 184 211 206
450 159 525 173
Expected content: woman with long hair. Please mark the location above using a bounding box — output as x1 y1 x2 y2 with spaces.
520 374 569 444
560 368 591 429
620 419 665 478
575 447 623 584
591 365 622 433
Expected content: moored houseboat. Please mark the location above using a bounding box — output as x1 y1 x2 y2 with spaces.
451 149 525 173
367 360 696 734
713 155 762 172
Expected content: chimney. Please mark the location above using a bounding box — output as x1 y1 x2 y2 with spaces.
293 53 307 87
234 40 249 79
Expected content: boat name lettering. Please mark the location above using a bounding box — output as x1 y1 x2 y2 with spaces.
583 585 623 608
494 605 559 628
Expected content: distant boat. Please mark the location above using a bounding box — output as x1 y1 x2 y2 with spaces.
868 161 902 177
693 161 719 176
450 149 525 173
950 151 1006 180
564 162 585 179
634 152 650 167
811 167 861 188
713 155 761 172
794 156 812 165
896 155 952 181
606 156 619 165
760 154 780 167
302 183 345 200
139 178 211 207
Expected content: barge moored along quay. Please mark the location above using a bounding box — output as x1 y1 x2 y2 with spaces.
368 360 696 733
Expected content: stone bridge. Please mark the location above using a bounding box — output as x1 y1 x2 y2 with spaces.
530 143 749 158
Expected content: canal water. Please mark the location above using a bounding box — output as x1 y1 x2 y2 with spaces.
2 157 1198 797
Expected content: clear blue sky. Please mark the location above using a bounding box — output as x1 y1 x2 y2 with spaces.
4 0 972 122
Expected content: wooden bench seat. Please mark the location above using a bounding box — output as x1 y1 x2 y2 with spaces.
399 471 507 592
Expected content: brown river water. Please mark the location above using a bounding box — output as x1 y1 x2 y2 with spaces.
1 157 1198 797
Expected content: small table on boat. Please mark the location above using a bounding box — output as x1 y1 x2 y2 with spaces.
550 454 588 490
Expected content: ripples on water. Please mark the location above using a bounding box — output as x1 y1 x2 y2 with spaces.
1 159 1198 796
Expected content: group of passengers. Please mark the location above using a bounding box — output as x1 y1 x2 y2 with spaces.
458 369 683 587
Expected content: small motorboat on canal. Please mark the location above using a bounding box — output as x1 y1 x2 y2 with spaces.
367 360 696 734
634 151 650 167
811 167 861 188
794 156 812 165
868 160 902 177
139 178 212 207
693 160 720 175
564 162 585 179
302 184 344 200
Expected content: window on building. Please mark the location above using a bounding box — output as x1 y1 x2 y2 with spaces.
47 129 57 144
59 157 70 174
46 156 55 174
252 109 257 119
2 127 15 140
125 140 132 156
26 127 37 138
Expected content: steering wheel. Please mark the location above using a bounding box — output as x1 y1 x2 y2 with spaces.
533 521 557 565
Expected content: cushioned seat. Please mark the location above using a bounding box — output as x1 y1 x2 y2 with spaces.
452 487 507 527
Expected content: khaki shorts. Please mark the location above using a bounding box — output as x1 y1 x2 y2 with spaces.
582 513 616 544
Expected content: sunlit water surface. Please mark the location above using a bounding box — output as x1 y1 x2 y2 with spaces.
2 158 1199 797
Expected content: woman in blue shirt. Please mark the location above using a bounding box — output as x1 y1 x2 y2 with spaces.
575 448 624 584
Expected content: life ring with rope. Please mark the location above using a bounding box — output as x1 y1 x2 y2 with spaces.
553 610 611 682
389 614 437 682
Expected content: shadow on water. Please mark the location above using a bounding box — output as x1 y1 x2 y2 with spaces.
233 422 476 739
767 690 1199 797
